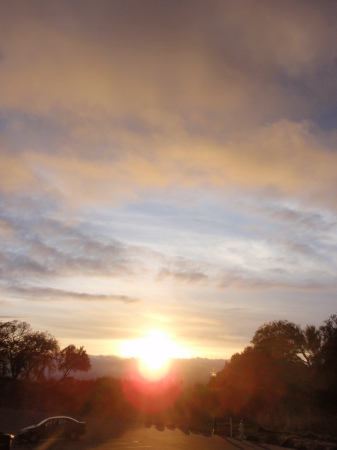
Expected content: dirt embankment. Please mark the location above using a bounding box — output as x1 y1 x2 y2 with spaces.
244 431 337 450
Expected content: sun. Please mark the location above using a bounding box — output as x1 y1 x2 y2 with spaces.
120 330 188 381
136 331 173 380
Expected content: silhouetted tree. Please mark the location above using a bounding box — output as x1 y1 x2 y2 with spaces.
211 317 337 425
0 320 60 380
301 324 323 368
251 320 307 364
211 345 286 418
58 345 91 379
0 320 32 379
319 314 337 367
21 331 60 380
316 314 337 404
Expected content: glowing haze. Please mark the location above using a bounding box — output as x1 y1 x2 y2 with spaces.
1 1 337 361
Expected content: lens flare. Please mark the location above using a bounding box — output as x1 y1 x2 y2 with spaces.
120 329 188 381
120 330 186 412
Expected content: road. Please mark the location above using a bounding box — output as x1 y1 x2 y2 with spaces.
12 425 281 450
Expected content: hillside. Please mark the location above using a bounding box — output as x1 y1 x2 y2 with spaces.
76 356 226 385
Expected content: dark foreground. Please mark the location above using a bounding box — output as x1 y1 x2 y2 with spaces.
11 426 282 450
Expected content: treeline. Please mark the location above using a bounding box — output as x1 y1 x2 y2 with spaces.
2 316 337 434
209 313 337 432
0 320 91 380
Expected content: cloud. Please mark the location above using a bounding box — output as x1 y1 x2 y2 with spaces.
0 1 336 214
1 1 336 117
1 1 337 358
0 207 164 293
158 268 208 284
4 285 139 304
218 270 331 292
0 313 16 319
2 114 337 214
268 206 336 232
0 153 37 193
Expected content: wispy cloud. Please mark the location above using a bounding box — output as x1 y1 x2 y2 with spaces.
4 285 139 304
158 269 208 284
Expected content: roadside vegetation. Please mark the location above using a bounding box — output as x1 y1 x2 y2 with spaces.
209 314 337 436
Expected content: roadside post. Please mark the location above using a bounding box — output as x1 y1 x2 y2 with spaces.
212 417 217 434
239 419 245 439
210 367 218 435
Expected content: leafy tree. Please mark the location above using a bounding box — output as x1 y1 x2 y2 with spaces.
21 331 60 380
300 324 323 368
211 346 285 417
319 314 337 366
0 320 60 380
0 320 32 379
0 321 91 381
211 315 337 428
251 320 311 366
317 314 337 398
58 345 91 379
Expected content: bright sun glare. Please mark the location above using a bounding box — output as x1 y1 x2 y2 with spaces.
120 330 189 380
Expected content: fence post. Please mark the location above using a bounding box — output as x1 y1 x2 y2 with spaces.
239 419 245 439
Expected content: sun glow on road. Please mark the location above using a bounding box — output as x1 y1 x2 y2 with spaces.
120 330 189 380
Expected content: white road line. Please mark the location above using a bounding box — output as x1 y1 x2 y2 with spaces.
106 445 153 449
98 445 152 449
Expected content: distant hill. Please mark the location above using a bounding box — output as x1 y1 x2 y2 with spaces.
76 355 226 385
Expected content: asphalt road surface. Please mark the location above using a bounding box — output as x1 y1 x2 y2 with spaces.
12 425 280 450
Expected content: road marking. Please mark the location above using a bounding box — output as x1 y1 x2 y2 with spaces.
98 444 152 449
100 445 153 449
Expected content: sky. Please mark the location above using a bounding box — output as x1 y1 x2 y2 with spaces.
1 0 337 360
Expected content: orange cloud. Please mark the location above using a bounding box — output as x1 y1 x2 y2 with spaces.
0 117 335 212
